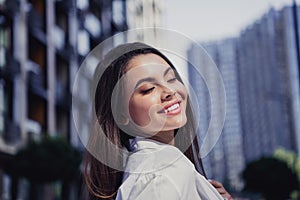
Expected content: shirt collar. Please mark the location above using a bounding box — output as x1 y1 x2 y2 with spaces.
129 137 174 152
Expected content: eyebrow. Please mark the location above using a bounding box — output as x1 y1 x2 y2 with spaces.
134 67 173 89
134 77 156 89
163 67 173 77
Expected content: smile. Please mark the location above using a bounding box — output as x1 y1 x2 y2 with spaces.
165 103 180 113
158 101 182 115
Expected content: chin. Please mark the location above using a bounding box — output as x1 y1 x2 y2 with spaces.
164 118 187 131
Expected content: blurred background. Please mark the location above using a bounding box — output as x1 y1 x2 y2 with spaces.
0 0 299 199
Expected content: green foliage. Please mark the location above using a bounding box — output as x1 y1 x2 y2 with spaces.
6 136 82 183
243 157 299 200
273 148 300 199
273 148 300 180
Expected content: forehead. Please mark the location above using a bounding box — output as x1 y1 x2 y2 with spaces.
125 53 170 72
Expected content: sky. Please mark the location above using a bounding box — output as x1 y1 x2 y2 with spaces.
164 0 296 42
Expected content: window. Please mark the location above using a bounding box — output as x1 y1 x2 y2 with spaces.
28 0 46 32
56 108 69 139
53 26 65 50
55 6 68 50
55 55 69 105
0 79 12 138
0 80 5 135
28 92 46 130
0 14 12 68
28 34 46 88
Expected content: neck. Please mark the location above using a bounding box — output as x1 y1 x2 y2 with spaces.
149 130 175 145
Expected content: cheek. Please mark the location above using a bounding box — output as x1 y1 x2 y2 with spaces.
128 96 157 126
176 83 188 100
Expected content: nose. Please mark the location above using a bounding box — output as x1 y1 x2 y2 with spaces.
161 86 176 101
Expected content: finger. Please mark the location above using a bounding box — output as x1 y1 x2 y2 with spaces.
208 180 233 199
221 193 233 200
222 195 233 200
208 179 223 188
216 187 227 194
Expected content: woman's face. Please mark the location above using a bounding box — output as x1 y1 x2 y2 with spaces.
122 53 188 135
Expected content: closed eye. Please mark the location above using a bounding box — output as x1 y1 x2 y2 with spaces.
167 77 177 83
141 87 155 94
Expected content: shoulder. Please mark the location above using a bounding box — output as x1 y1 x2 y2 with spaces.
124 140 193 174
116 173 181 200
194 172 225 199
118 147 198 199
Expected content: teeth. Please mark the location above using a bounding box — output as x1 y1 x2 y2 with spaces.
165 103 179 113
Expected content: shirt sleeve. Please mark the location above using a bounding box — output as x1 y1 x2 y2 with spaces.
116 174 181 200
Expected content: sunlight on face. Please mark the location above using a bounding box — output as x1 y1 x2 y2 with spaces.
122 53 188 135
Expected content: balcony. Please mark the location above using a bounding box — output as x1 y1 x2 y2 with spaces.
0 55 20 80
55 0 74 12
0 0 19 18
27 9 46 44
56 43 74 63
55 81 71 111
3 119 21 145
26 61 47 99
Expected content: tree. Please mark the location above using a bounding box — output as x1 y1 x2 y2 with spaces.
273 148 300 180
5 136 82 199
243 157 299 200
8 136 82 182
273 148 300 199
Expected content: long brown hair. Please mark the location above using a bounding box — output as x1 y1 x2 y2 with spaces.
83 42 206 199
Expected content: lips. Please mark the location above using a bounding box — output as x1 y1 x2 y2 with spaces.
165 103 180 112
158 101 182 115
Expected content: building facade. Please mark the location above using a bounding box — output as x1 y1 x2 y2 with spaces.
187 5 300 192
237 6 300 163
188 39 245 191
126 0 164 42
0 0 127 199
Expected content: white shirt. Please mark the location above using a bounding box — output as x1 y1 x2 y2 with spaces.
116 138 224 200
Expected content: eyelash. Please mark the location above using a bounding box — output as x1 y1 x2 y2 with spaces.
167 77 177 82
140 77 177 94
141 87 155 94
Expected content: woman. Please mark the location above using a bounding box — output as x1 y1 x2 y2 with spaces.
83 42 232 200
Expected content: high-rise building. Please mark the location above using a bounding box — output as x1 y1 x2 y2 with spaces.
0 0 128 199
187 39 245 191
187 5 300 193
126 0 164 42
237 6 300 163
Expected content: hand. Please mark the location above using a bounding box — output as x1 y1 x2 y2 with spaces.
209 179 233 200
